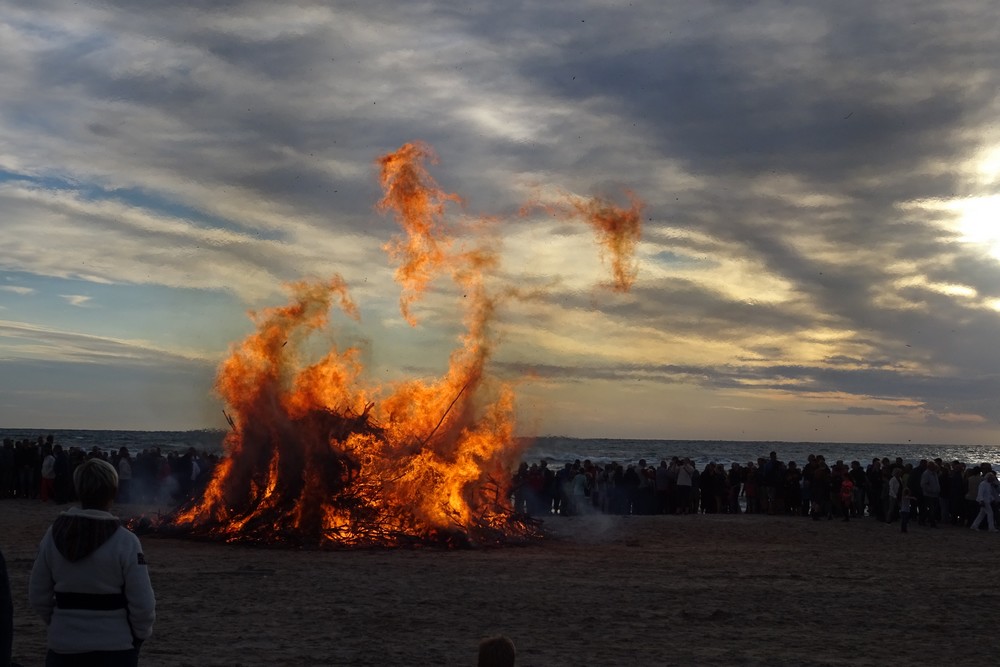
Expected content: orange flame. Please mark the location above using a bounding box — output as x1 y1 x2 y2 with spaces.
572 192 644 292
524 191 644 292
376 141 462 324
163 143 642 548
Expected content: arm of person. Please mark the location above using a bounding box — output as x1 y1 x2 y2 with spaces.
27 531 55 624
122 533 156 642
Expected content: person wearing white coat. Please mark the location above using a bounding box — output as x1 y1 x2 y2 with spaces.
969 472 999 532
29 457 155 666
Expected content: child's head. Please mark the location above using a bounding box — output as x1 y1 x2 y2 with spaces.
74 457 119 509
478 636 516 667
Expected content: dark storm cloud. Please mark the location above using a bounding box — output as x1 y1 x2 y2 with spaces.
500 3 996 184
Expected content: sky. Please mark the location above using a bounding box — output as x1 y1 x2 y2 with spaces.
1 1 999 445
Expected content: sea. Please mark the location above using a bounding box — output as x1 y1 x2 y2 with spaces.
3 428 1000 469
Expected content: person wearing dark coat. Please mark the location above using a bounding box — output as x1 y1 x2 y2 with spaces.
1 547 12 667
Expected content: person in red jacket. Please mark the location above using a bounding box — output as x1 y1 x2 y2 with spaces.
838 470 854 523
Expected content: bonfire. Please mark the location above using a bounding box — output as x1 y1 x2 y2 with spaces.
156 142 642 548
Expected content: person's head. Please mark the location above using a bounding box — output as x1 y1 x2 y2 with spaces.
74 457 119 510
478 635 516 667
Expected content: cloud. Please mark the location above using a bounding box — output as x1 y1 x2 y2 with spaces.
0 319 216 366
0 285 34 295
1 0 999 439
59 294 92 307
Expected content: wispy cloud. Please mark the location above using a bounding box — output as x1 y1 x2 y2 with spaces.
0 319 217 366
59 294 92 307
0 285 34 295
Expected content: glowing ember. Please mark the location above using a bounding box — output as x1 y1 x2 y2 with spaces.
158 143 642 548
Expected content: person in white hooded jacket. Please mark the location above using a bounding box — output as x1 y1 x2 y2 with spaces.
29 457 155 666
969 471 1000 532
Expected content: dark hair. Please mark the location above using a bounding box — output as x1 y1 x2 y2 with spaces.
478 635 516 667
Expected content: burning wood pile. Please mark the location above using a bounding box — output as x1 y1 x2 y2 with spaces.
156 142 641 548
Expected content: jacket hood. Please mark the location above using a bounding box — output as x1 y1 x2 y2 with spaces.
51 507 121 562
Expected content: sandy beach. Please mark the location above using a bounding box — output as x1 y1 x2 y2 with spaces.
2 499 996 666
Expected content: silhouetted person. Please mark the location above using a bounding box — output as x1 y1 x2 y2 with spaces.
478 635 515 667
1 547 12 667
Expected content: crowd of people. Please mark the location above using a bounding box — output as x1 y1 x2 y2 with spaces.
0 435 218 506
511 451 1000 531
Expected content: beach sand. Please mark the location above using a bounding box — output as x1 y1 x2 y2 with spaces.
2 500 995 666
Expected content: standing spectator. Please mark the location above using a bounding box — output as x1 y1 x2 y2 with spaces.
948 461 966 525
919 462 940 527
899 488 915 533
554 463 572 516
675 458 694 514
742 462 759 513
886 468 903 523
848 461 867 518
622 464 640 515
569 467 589 516
117 448 133 504
511 463 528 514
726 463 742 514
28 457 155 665
540 460 555 515
478 635 516 667
784 461 802 516
637 461 656 515
0 440 15 499
655 461 671 514
908 460 927 525
810 457 831 520
52 445 71 504
1 547 12 667
40 446 56 502
15 441 38 499
838 473 854 523
763 452 783 515
969 472 999 532
867 458 884 521
964 468 982 527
